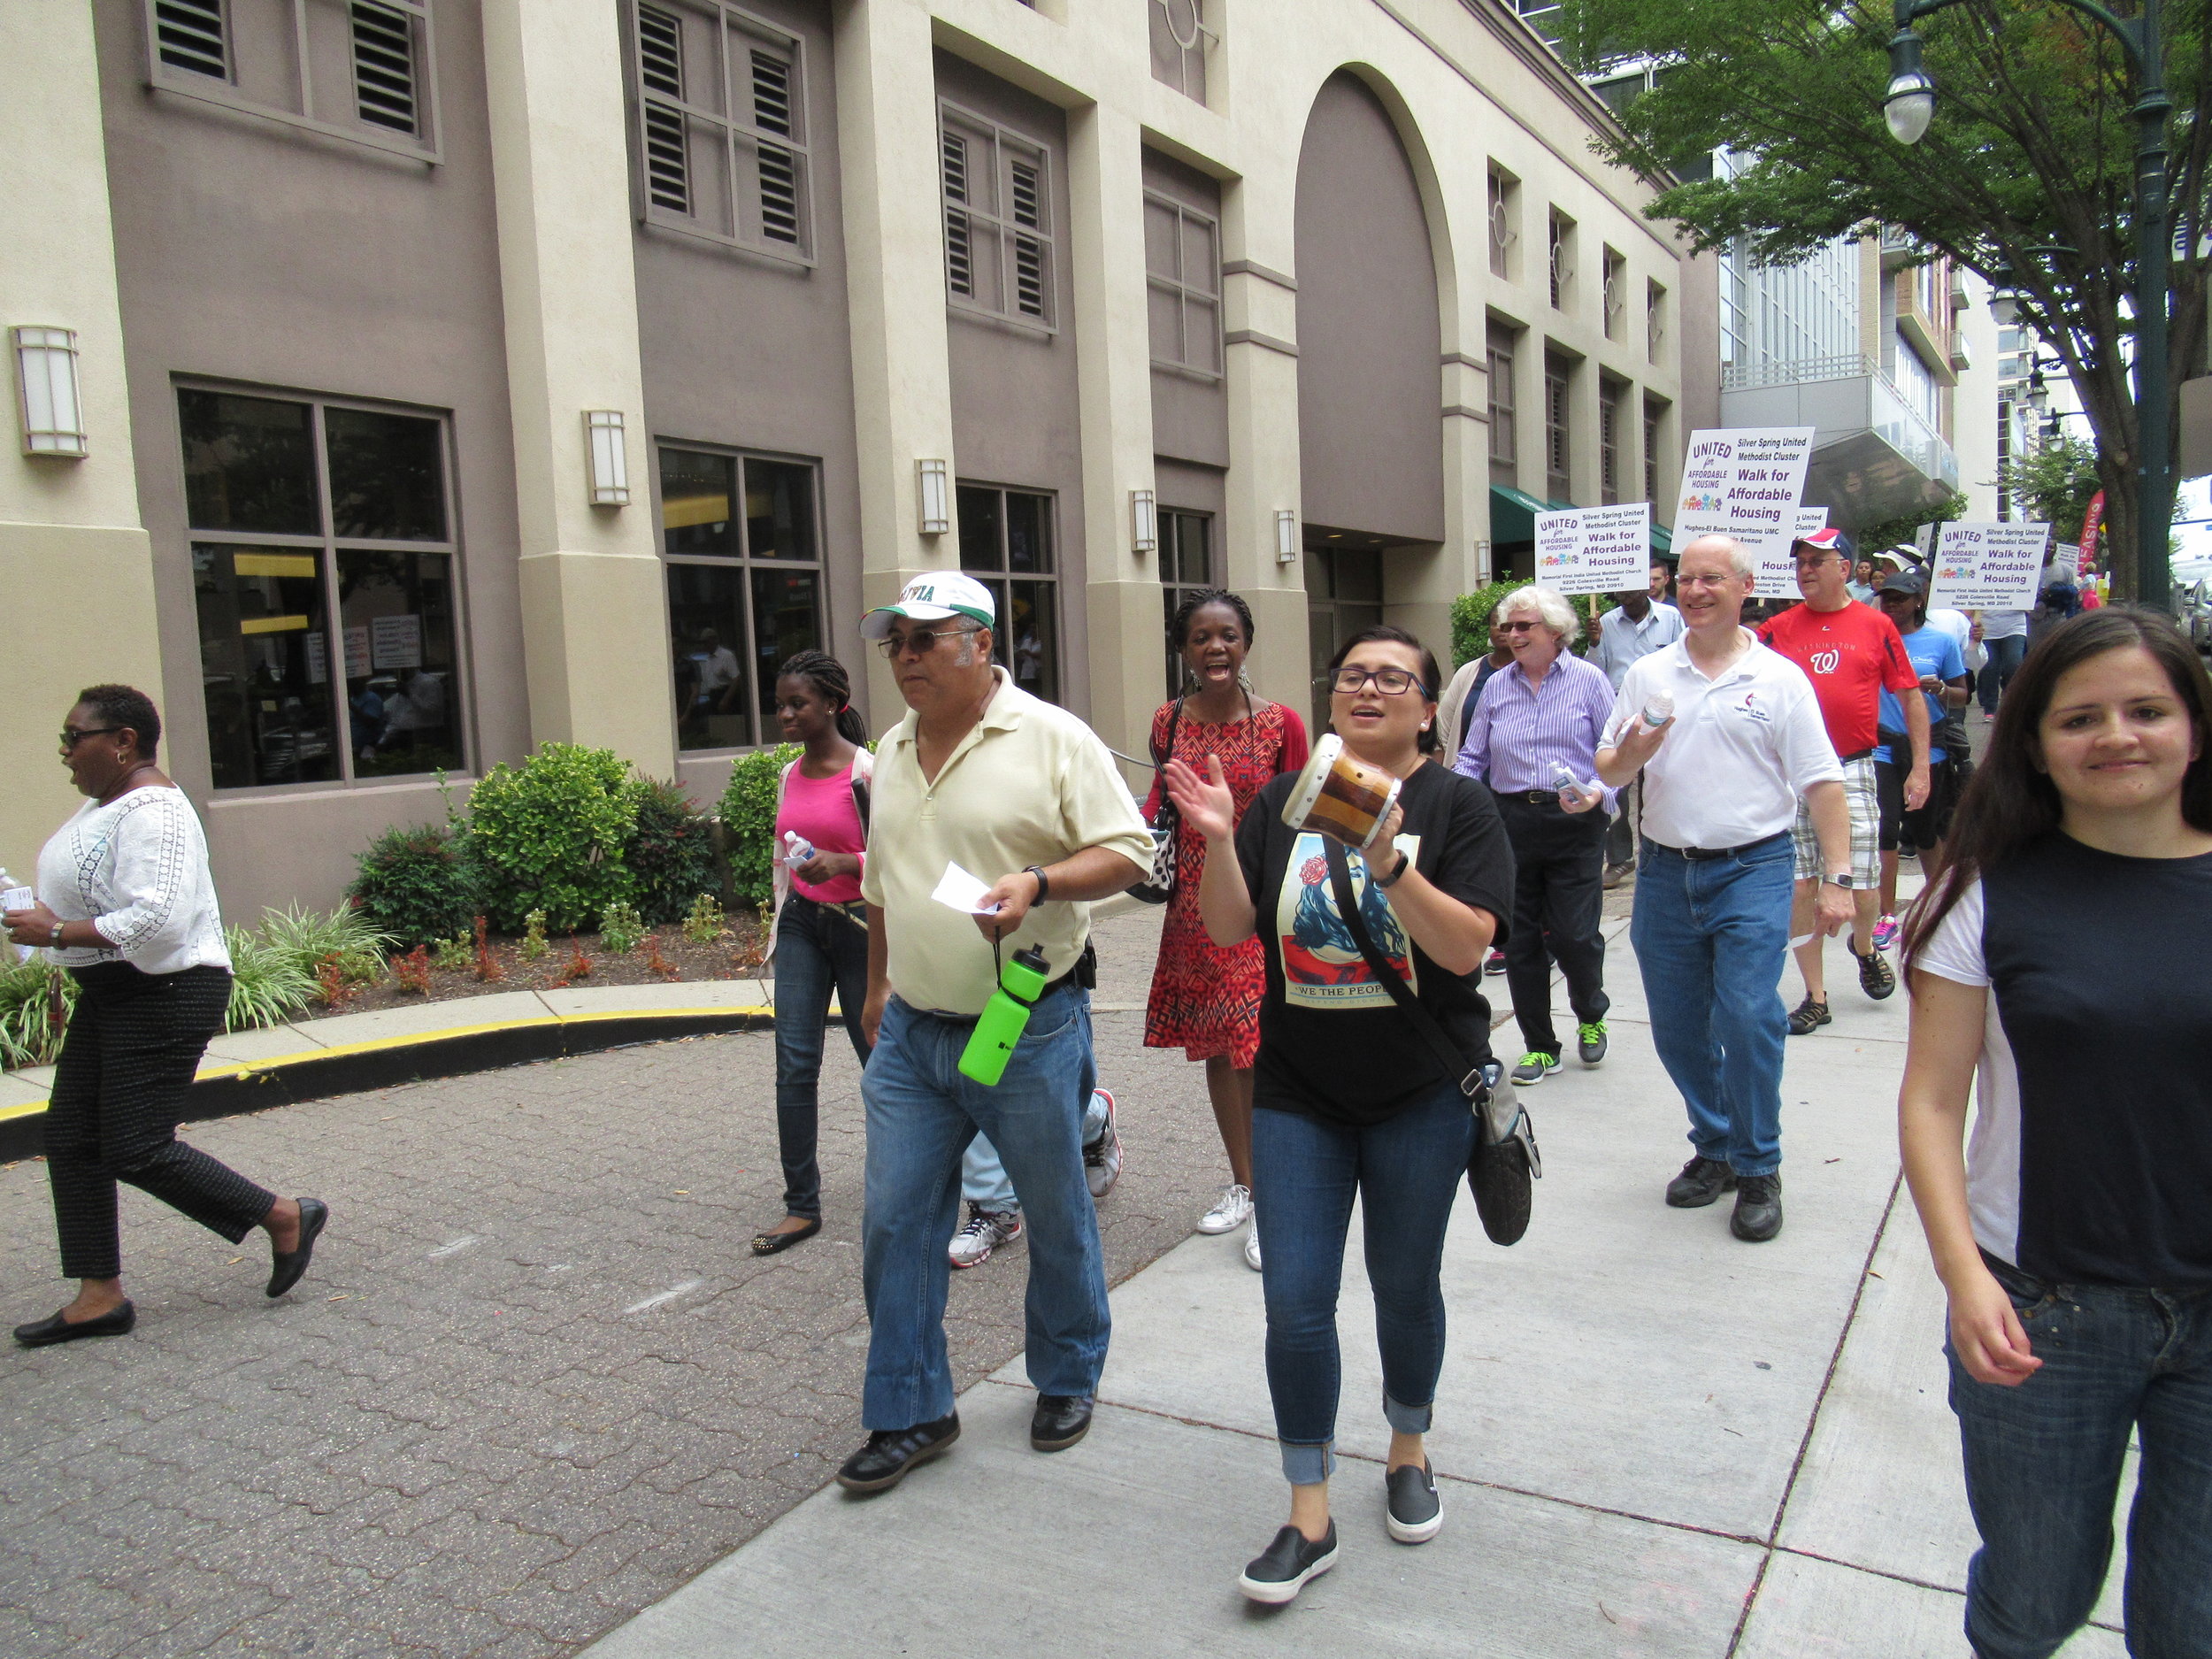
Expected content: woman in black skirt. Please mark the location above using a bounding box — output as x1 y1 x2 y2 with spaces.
4 686 326 1347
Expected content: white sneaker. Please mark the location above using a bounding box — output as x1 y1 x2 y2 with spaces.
1083 1089 1122 1199
1198 1183 1253 1234
1243 1227 1263 1272
948 1203 1023 1269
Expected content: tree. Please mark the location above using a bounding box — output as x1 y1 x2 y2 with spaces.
1563 0 2209 598
1854 486 1968 557
2000 430 2106 540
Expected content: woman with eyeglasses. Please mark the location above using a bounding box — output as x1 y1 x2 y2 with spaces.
4 687 325 1348
1898 611 2212 1657
1166 626 1513 1603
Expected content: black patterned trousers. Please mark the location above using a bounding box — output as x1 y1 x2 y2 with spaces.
44 965 276 1281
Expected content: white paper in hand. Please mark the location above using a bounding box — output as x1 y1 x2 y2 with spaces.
932 862 1005 916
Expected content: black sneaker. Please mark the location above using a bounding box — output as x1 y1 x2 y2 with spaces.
1576 1021 1608 1066
1237 1522 1339 1604
1483 949 1507 977
1787 995 1832 1036
1664 1156 1735 1209
1510 1051 1562 1087
1029 1393 1094 1452
1853 946 1897 1001
834 1413 961 1494
1731 1174 1784 1242
1385 1461 1442 1544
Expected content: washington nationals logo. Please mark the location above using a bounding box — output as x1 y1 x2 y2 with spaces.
1809 649 1841 675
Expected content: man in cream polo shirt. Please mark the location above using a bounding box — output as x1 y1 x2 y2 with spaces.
835 572 1151 1496
1597 535 1855 1245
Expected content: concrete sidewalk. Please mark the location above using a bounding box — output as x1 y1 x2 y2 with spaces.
583 916 2128 1658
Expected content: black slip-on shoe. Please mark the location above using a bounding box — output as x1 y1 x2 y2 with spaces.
835 1413 960 1494
1386 1461 1442 1544
13 1301 135 1348
265 1198 328 1299
1665 1156 1736 1209
1238 1522 1339 1604
1030 1393 1094 1452
750 1217 822 1256
1731 1174 1785 1242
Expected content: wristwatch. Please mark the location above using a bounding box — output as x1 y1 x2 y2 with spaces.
1025 864 1052 903
1824 872 1855 889
1375 850 1411 889
49 921 65 946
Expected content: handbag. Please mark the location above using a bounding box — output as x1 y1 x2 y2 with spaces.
1323 840 1541 1245
1127 700 1185 906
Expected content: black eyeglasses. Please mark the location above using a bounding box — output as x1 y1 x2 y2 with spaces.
1324 667 1430 697
875 625 980 660
59 726 122 750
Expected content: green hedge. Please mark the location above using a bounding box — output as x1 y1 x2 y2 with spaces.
348 823 483 948
468 742 648 932
717 743 801 913
1448 583 1517 669
627 778 719 925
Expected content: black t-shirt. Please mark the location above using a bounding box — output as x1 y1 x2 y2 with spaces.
1235 761 1516 1125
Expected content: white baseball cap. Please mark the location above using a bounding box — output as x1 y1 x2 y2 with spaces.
858 571 997 641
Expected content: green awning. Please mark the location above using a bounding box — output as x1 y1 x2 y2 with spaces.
1488 484 1551 545
1651 519 1673 556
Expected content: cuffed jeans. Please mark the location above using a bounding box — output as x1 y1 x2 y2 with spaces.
1630 834 1793 1177
772 896 872 1219
1249 1082 1475 1485
860 986 1110 1430
1978 634 2028 714
961 1090 1110 1210
1497 794 1610 1058
1949 1255 2212 1659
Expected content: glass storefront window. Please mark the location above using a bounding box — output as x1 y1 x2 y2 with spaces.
338 549 463 778
326 408 448 541
667 561 752 750
180 390 319 535
1159 510 1214 699
193 544 342 789
957 483 1060 704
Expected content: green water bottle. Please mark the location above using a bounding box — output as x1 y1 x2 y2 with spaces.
958 945 1051 1086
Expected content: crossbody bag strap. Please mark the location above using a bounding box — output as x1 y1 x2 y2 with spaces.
1322 839 1484 1098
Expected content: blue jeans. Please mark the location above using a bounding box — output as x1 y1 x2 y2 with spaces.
860 986 1110 1429
1631 834 1793 1177
961 1090 1110 1210
1248 1083 1476 1485
1978 633 2028 714
1949 1256 2212 1659
772 896 872 1218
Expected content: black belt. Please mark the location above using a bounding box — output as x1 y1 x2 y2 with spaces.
1835 748 1875 763
1502 788 1561 805
1646 830 1790 862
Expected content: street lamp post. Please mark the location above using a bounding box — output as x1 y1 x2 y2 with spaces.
1883 0 2175 609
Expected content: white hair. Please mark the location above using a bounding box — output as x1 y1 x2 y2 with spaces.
1680 534 1755 580
1498 583 1582 644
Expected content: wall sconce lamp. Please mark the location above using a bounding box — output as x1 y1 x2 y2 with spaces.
917 458 950 535
1130 488 1157 557
1275 508 1299 565
584 411 630 505
13 326 88 457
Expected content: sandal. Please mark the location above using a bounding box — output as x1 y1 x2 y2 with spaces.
1787 996 1832 1036
751 1217 821 1256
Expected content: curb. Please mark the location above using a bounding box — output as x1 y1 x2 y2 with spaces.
0 1002 773 1164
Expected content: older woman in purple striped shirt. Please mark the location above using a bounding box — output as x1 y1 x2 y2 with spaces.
1454 585 1618 1087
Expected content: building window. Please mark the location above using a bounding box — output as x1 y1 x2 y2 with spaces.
142 0 440 161
1602 250 1626 342
1487 165 1517 281
181 387 465 791
1599 380 1622 506
1148 0 1215 104
1304 548 1384 737
1548 211 1575 311
1159 510 1215 700
1486 323 1518 484
1543 351 1572 501
1643 396 1664 506
941 105 1056 328
1647 279 1667 362
630 1 811 261
1145 193 1222 376
957 484 1059 703
659 446 825 751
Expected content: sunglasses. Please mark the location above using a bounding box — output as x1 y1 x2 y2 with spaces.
59 726 123 750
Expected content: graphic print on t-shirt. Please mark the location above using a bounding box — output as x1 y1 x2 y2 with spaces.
1277 831 1419 1006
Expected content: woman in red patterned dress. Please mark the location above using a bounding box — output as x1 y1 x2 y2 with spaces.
1145 590 1309 1268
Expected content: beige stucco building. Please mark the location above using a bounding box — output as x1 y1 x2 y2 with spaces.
4 0 1686 919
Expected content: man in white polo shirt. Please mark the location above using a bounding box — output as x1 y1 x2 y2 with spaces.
834 572 1151 1495
1597 535 1854 1243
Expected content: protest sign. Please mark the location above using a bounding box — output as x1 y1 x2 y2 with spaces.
1930 522 2050 611
1534 503 1651 596
1674 426 1814 595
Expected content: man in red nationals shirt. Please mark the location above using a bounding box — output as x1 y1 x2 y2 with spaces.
1758 528 1929 1027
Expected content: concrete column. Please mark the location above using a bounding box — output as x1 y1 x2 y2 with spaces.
480 0 674 775
833 0 959 720
0 1 163 877
1066 100 1159 761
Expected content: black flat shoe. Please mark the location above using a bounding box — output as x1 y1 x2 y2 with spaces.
266 1198 328 1299
1238 1522 1338 1604
1030 1393 1094 1452
751 1217 822 1256
835 1413 960 1494
14 1301 135 1348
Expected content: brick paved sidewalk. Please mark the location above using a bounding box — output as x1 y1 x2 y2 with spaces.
0 909 1223 1658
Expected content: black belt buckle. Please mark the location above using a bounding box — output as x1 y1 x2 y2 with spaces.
1525 789 1553 805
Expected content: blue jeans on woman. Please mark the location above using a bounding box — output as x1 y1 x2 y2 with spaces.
1949 1254 2212 1659
1978 633 2028 716
772 895 872 1219
1630 833 1793 1177
1248 1082 1475 1485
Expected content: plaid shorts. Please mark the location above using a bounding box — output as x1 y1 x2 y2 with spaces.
1792 754 1880 887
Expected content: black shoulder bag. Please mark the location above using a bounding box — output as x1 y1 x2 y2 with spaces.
1322 839 1541 1245
1127 700 1184 905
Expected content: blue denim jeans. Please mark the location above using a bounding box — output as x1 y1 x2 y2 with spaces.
961 1090 1110 1210
1978 633 2028 715
772 896 872 1219
1630 833 1793 1177
859 985 1110 1429
1248 1082 1476 1485
1949 1256 2212 1659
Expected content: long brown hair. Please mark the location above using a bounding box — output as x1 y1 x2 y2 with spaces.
1901 608 2212 966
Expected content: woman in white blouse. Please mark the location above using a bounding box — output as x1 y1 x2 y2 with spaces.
4 687 326 1348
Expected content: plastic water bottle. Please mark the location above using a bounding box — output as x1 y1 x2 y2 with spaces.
1550 764 1593 810
783 831 816 865
1641 690 1675 729
0 869 35 963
